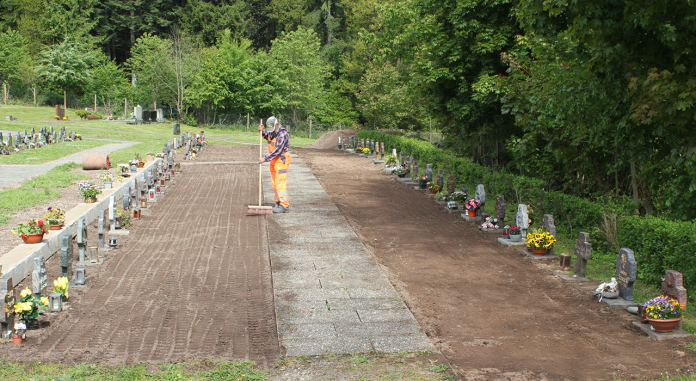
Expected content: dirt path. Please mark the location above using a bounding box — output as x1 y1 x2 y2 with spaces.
297 147 695 381
0 145 280 367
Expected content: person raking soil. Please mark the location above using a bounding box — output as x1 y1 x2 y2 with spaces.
258 116 291 213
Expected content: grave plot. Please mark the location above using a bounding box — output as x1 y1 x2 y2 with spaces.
297 147 695 381
0 145 280 367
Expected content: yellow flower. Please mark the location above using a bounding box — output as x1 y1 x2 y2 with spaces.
20 288 32 298
41 297 49 306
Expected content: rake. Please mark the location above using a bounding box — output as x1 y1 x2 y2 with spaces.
247 119 273 215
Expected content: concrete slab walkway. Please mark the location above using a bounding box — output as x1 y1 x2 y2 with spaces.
0 140 138 190
264 154 432 356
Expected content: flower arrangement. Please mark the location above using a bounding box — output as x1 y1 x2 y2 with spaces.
12 322 26 339
418 176 428 186
481 217 500 230
156 153 164 158
362 148 371 154
12 219 46 237
98 170 114 183
385 154 397 166
13 287 48 323
129 158 144 166
464 199 481 211
116 206 133 228
428 181 442 193
74 133 82 140
355 147 363 153
450 191 467 203
43 207 65 226
78 182 102 198
53 277 69 300
508 225 521 235
642 296 685 320
525 228 556 249
435 190 449 201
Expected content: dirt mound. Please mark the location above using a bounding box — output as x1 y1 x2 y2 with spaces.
306 129 358 149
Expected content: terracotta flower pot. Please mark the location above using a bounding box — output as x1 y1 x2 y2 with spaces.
49 223 63 230
647 317 682 333
530 247 548 256
84 196 97 203
467 210 476 217
137 162 145 168
12 335 22 344
21 233 44 244
429 189 437 195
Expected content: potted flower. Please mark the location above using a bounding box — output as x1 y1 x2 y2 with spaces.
480 217 500 230
355 147 363 153
435 190 449 202
450 191 467 207
642 295 685 332
43 207 65 230
525 228 557 255
508 225 522 241
146 151 155 161
13 287 49 329
53 276 70 302
99 170 114 189
362 147 371 156
12 219 46 244
131 154 145 168
464 199 481 217
11 322 26 344
79 181 102 203
392 165 408 178
418 176 428 190
385 154 397 167
428 181 441 195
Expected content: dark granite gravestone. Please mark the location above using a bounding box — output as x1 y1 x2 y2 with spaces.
399 152 404 166
0 277 14 337
32 256 47 296
426 164 432 182
61 235 73 278
574 232 591 278
495 195 506 225
474 184 486 216
437 169 444 189
542 214 556 256
617 248 637 301
98 213 105 248
447 175 455 194
77 218 88 263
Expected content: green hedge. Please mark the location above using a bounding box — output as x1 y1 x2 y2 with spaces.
618 216 696 290
358 131 634 237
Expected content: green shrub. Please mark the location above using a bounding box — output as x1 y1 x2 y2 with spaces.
75 110 91 119
618 216 696 289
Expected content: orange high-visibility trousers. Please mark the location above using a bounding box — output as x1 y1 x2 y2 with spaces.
270 153 290 207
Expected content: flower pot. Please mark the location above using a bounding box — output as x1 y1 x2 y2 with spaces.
647 317 682 333
104 182 112 189
509 234 521 242
49 223 63 230
429 189 437 195
21 233 44 244
137 162 145 168
530 247 548 256
147 155 155 161
467 210 476 217
397 173 407 178
12 335 22 344
25 319 39 330
419 183 427 190
84 196 97 203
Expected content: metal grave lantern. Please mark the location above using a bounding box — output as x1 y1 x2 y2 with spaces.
155 184 161 195
74 268 86 285
133 208 141 219
148 189 157 202
49 292 62 312
108 237 118 248
140 197 148 208
114 215 122 229
160 178 166 186
174 163 180 172
89 247 99 263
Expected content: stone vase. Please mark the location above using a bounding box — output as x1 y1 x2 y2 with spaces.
104 182 112 189
509 234 522 242
647 317 682 333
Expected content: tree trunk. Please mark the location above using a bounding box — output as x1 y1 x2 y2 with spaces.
630 158 639 209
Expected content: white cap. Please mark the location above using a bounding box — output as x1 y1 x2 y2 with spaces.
265 116 279 130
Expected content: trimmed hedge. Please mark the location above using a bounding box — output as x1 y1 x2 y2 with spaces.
358 131 634 237
618 216 696 290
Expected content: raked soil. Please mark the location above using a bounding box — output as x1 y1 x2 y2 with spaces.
296 147 695 381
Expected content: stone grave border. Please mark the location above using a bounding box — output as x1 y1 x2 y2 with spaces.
0 159 162 285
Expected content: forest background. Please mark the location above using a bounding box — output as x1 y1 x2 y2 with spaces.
0 0 695 222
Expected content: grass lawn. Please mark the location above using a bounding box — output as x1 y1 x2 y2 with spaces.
0 139 109 164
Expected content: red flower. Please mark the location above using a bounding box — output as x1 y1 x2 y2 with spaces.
21 234 26 239
37 220 44 226
41 228 45 233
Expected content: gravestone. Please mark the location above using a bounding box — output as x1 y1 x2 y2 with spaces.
413 163 419 182
361 138 365 148
123 186 131 209
447 175 455 194
32 256 47 296
98 213 105 248
426 164 432 182
399 152 404 166
574 232 592 278
55 105 64 118
515 204 529 238
617 248 637 301
474 184 486 216
77 218 88 263
661 270 687 306
7 134 12 148
437 169 444 189
140 175 147 197
542 214 556 256
0 277 14 337
61 235 73 278
495 195 506 225
460 184 468 197
381 143 385 159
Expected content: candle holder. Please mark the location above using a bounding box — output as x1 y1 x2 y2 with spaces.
75 268 86 285
114 215 122 229
49 293 62 312
140 198 148 208
175 163 180 172
133 208 141 219
108 237 118 248
89 246 99 263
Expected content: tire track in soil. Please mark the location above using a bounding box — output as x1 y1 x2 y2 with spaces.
298 147 695 381
1 145 279 367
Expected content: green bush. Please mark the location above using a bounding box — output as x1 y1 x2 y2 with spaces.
75 110 91 119
618 216 696 289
